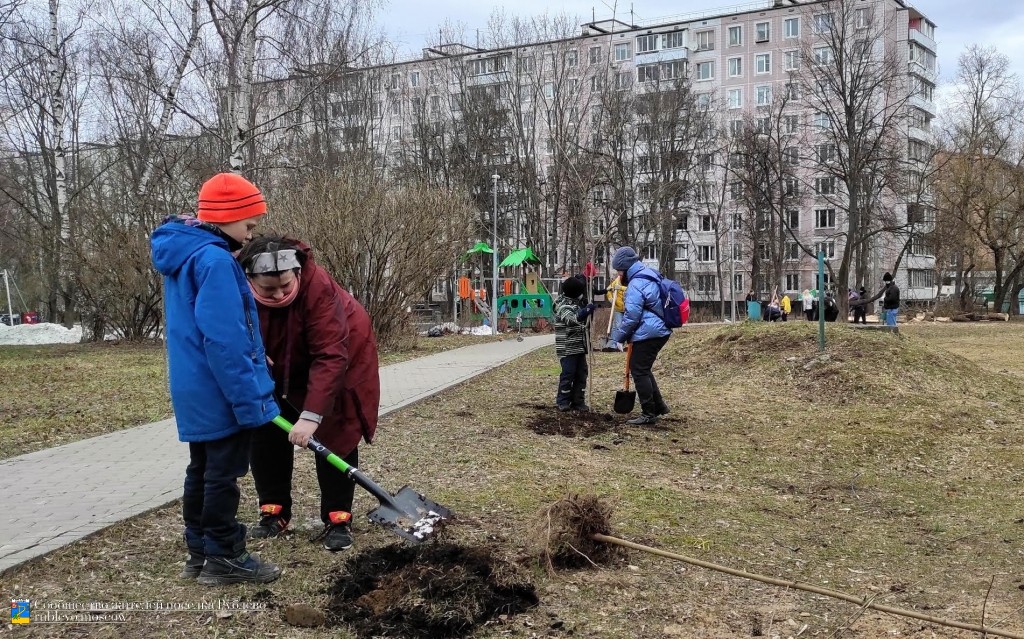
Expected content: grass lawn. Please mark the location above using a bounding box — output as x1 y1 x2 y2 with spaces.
4 322 1024 638
0 333 502 460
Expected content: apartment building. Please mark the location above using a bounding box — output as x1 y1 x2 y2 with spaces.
258 0 938 307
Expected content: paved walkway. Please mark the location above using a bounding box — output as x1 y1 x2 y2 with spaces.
0 335 553 573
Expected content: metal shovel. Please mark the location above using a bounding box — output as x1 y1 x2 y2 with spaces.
613 343 636 414
273 416 452 543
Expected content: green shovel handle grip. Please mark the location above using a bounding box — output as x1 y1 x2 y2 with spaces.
271 415 353 474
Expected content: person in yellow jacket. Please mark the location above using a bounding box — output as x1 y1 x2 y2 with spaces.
780 293 792 321
605 275 627 349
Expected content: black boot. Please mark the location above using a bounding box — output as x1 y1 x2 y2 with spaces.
249 504 289 539
197 551 281 585
180 551 205 579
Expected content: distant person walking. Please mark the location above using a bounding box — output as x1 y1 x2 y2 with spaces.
802 289 815 321
860 272 901 327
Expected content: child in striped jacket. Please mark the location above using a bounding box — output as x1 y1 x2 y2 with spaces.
554 274 595 411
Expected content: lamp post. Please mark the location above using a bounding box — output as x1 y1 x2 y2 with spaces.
491 174 500 336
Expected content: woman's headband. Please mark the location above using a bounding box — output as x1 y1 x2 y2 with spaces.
245 249 300 275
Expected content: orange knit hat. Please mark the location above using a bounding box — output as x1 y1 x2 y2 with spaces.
197 173 267 223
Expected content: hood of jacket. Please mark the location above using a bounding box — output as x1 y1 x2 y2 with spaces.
151 215 239 276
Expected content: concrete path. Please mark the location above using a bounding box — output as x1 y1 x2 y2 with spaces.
0 334 553 574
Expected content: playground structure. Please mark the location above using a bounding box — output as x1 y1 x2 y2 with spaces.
460 245 555 331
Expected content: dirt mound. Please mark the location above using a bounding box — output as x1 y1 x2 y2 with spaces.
536 494 624 570
325 543 538 638
526 408 616 436
674 323 987 404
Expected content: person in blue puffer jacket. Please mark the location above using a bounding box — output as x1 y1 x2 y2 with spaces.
609 246 672 425
150 172 281 586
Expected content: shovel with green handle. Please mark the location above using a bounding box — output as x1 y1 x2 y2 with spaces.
272 416 452 543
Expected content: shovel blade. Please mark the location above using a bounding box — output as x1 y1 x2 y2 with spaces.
367 485 454 544
613 389 636 414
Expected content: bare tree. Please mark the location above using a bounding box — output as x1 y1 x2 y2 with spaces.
798 0 918 314
934 46 1024 315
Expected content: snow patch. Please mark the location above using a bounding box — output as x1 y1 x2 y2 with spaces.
0 322 83 346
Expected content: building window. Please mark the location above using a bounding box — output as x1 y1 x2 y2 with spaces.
784 178 800 196
785 241 800 261
728 56 742 77
698 245 716 262
756 117 770 134
391 125 402 138
813 13 833 34
410 71 421 87
615 71 631 90
662 30 685 49
696 93 711 108
696 30 715 51
785 273 801 291
696 61 714 81
697 274 716 292
543 82 554 99
756 85 772 106
589 46 602 64
783 147 799 166
734 273 744 291
643 245 657 260
614 43 631 61
637 64 659 83
785 209 800 229
784 50 800 71
700 215 714 232
661 60 687 80
814 208 836 228
732 243 742 261
909 269 934 288
815 178 836 196
389 100 401 116
855 7 872 29
727 88 743 109
755 53 771 74
814 47 833 65
784 82 800 101
784 114 799 134
566 49 579 67
636 34 658 53
755 21 770 43
910 236 933 256
676 243 689 261
815 143 837 163
815 240 836 259
676 215 688 231
758 242 770 260
784 17 799 38
730 119 744 136
813 112 829 128
728 25 742 46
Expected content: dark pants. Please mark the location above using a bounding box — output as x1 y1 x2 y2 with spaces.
852 306 867 324
556 353 588 408
183 429 251 558
631 336 669 416
250 421 357 525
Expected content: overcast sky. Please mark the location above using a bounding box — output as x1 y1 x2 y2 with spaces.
379 0 1024 93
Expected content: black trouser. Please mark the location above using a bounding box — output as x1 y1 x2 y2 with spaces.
250 421 357 525
630 336 669 416
556 353 588 408
183 429 251 558
852 306 867 324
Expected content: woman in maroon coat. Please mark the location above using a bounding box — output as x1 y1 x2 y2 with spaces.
237 235 380 551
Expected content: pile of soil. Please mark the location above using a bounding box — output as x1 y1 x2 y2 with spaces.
326 543 538 638
536 494 624 570
679 322 987 404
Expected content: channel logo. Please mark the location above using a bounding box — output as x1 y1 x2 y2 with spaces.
11 599 30 624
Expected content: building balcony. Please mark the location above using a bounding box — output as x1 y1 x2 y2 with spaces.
909 95 936 116
909 28 936 53
908 60 938 83
908 126 932 143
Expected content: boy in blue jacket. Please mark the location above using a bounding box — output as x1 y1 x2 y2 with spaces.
609 246 672 425
150 173 281 585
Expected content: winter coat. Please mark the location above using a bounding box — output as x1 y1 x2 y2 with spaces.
781 295 792 314
605 278 626 313
256 246 380 457
883 282 901 310
150 216 279 442
554 295 589 358
611 262 672 344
